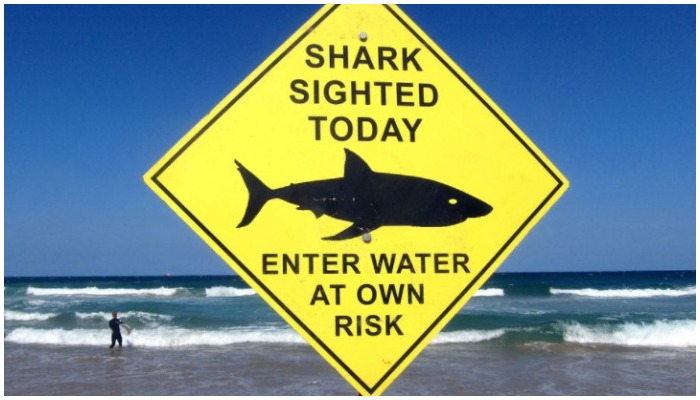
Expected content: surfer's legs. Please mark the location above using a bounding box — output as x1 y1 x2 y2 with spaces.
110 333 122 348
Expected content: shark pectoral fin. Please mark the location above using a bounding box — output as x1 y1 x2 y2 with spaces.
296 206 324 218
323 224 377 241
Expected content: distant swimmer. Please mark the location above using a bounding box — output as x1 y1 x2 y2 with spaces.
108 311 130 348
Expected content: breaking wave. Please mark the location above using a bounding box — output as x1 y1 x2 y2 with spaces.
550 286 695 298
75 311 173 322
4 310 58 321
474 288 504 297
562 320 696 348
205 287 257 297
26 287 181 297
432 329 506 344
4 325 509 348
4 326 304 347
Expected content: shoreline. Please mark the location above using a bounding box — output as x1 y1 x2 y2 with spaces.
4 341 696 396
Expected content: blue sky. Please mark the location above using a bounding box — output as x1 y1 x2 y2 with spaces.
4 4 695 277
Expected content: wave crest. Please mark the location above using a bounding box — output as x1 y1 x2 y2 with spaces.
432 329 505 344
474 288 504 297
75 311 172 322
26 287 180 297
551 286 695 298
205 287 257 297
4 310 58 321
4 326 304 347
562 320 696 348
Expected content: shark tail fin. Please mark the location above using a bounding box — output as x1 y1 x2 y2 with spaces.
235 160 274 228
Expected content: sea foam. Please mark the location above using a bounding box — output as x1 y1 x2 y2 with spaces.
205 287 257 297
4 310 58 321
432 329 505 344
562 320 696 348
550 286 696 298
4 326 304 347
75 311 172 322
474 288 504 297
4 325 507 348
26 286 180 297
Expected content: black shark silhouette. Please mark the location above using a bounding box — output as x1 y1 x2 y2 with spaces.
235 149 492 240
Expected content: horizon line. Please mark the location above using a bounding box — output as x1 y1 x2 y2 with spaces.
4 268 695 280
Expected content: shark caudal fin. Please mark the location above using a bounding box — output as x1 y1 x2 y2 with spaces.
235 160 274 228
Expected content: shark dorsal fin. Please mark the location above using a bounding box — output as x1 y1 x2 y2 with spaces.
343 149 373 181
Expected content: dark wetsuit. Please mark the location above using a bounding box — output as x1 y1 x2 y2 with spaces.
109 318 122 348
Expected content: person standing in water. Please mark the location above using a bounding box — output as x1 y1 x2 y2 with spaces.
109 311 124 348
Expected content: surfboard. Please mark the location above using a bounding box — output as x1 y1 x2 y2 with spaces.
121 323 132 336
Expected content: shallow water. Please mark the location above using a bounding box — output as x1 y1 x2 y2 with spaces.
4 341 695 396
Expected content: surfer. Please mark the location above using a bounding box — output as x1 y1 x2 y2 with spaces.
109 311 124 348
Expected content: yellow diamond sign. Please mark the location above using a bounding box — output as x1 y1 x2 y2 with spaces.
144 4 568 396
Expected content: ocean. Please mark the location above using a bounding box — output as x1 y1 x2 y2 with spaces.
4 270 696 396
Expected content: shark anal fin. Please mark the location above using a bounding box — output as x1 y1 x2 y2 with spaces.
323 224 377 241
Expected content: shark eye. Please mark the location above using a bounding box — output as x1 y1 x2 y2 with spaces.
448 198 458 205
